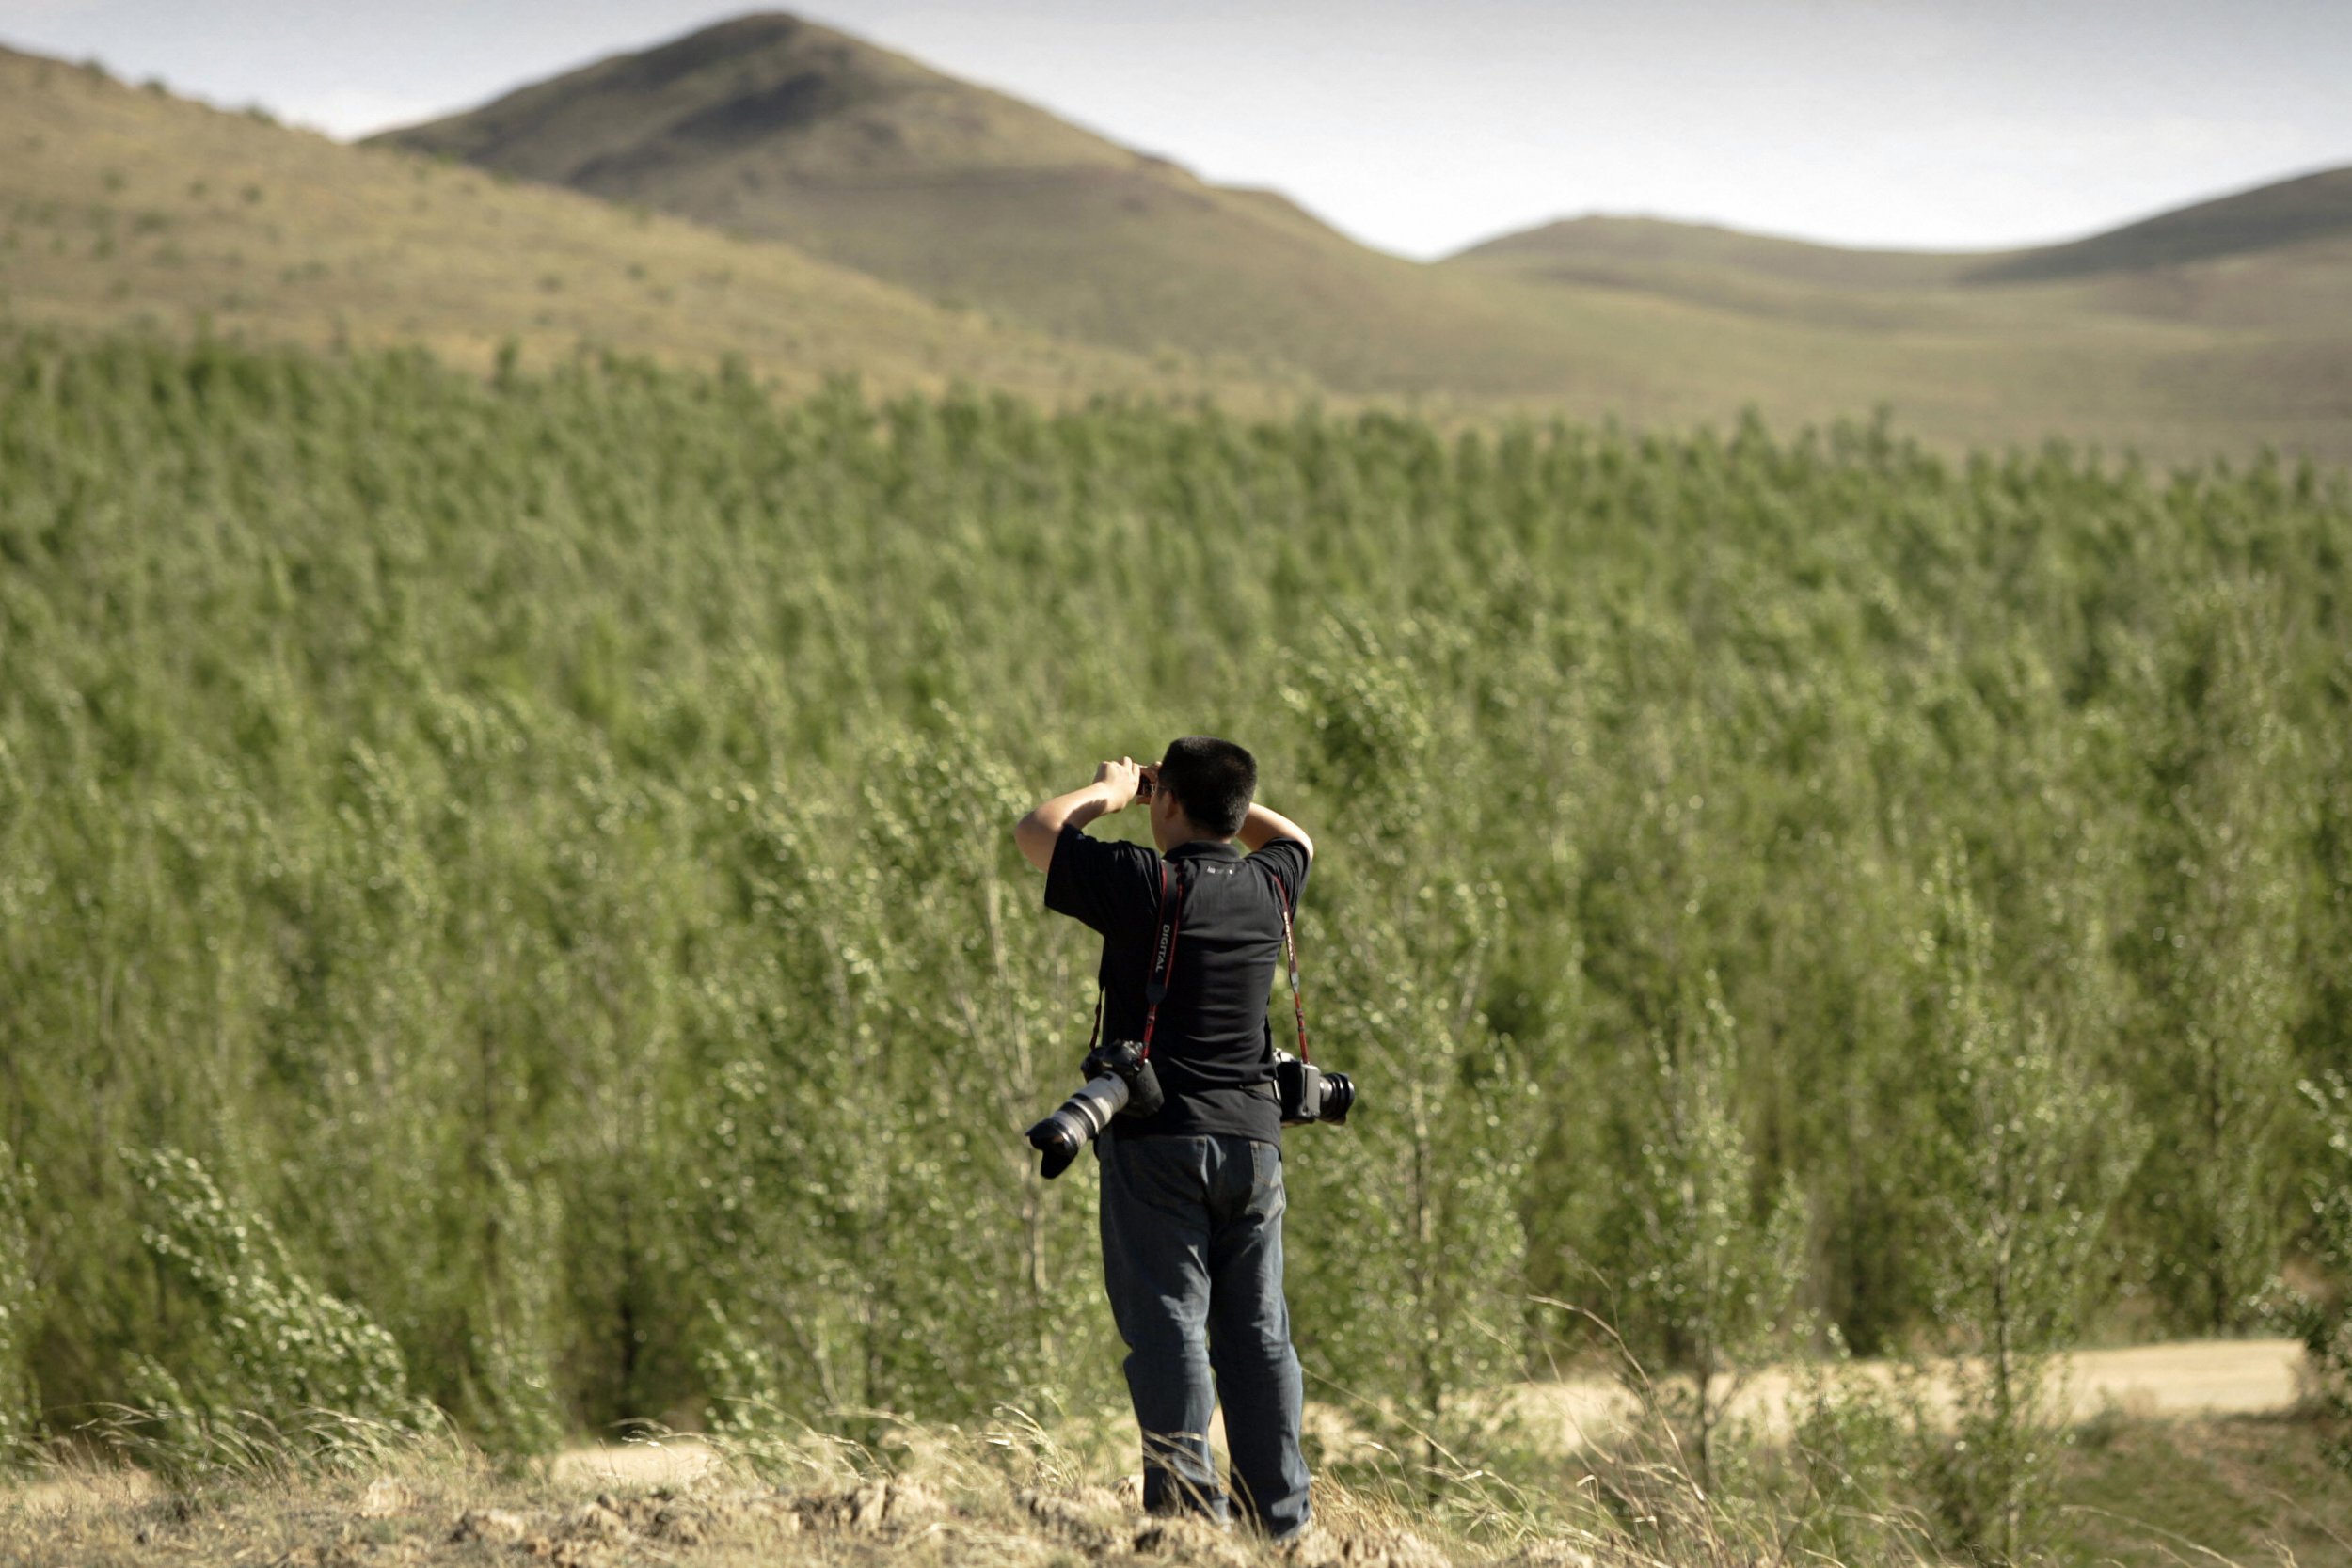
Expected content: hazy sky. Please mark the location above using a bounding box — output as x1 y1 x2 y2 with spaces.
3 0 2346 260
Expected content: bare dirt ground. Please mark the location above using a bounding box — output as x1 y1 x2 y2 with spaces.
1512 1337 2306 1449
2 1435 1475 1568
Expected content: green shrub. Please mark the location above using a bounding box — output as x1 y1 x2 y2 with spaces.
121 1148 431 1443
0 1145 38 1465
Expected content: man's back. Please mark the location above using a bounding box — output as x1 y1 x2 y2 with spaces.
1043 826 1310 1142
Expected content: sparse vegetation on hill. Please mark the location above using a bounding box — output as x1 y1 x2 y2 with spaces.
2 24 2346 460
0 45 1263 404
1967 166 2352 282
373 13 2352 463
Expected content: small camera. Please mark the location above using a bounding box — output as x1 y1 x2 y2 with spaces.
1025 1040 1164 1180
1274 1050 1355 1127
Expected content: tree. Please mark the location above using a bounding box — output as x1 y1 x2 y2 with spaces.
1610 973 1802 1486
2289 1071 2352 1466
0 1145 36 1465
1279 617 1536 1485
2118 590 2312 1329
1913 857 2141 1563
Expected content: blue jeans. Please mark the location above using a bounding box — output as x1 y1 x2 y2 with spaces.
1098 1129 1311 1540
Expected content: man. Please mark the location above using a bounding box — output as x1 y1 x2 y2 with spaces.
1013 736 1316 1541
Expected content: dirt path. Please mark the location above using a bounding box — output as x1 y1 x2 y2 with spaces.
549 1435 723 1489
557 1339 2307 1480
1511 1336 2306 1450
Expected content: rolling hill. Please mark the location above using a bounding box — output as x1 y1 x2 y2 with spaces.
376 11 2352 465
372 13 1644 400
1966 165 2352 282
3 13 2347 464
0 45 1255 404
1447 174 2352 461
1451 166 2352 329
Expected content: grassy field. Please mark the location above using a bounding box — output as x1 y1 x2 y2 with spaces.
0 47 1275 405
2056 1412 2352 1568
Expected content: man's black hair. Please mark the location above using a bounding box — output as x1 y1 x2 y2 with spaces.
1159 736 1257 838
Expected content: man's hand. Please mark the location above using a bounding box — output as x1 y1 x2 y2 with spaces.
1093 756 1145 814
1014 757 1146 874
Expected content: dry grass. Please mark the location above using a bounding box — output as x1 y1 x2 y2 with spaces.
0 48 1279 410
8 1399 2345 1568
3 40 2345 466
369 18 2352 467
0 1413 1616 1568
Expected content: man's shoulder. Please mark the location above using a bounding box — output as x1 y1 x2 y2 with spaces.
1056 824 1161 877
1043 824 1162 934
1246 837 1311 906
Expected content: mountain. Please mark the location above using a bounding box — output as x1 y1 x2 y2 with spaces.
370 13 1643 399
7 19 2348 466
1449 215 1976 293
1445 176 2352 460
373 13 2352 465
0 44 1238 404
1966 166 2352 282
1447 169 2352 324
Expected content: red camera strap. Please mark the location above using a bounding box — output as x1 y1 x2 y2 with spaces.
1137 862 1184 1059
1082 854 1309 1069
1278 884 1311 1065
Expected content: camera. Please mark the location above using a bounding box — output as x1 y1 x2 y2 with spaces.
1025 1040 1164 1180
1274 1049 1355 1127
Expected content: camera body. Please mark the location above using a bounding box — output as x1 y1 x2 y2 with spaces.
1025 1040 1164 1180
1273 1049 1354 1127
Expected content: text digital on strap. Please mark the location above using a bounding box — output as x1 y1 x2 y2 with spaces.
1138 862 1184 1057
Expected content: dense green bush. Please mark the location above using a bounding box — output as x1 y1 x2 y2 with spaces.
119 1147 432 1436
1 334 2345 1463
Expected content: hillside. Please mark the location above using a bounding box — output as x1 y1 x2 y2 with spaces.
1449 214 1977 293
1454 170 2352 325
378 13 2352 464
1969 164 2352 281
0 46 1251 402
1447 178 2352 461
373 13 1642 399
4 24 2348 461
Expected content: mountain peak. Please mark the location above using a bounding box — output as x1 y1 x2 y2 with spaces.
377 9 1139 190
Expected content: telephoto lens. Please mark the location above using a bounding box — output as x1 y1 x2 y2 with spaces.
1024 1040 1164 1179
1025 1073 1128 1179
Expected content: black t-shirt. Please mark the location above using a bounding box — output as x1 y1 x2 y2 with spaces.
1043 824 1311 1144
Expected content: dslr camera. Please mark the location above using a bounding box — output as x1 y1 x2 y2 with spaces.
1273 1048 1354 1126
1025 1039 1163 1180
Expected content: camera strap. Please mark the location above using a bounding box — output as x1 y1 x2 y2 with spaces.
1081 859 1185 1061
1278 880 1312 1065
1138 861 1184 1059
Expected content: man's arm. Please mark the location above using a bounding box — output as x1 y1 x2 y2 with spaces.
1014 757 1144 874
1237 801 1313 861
